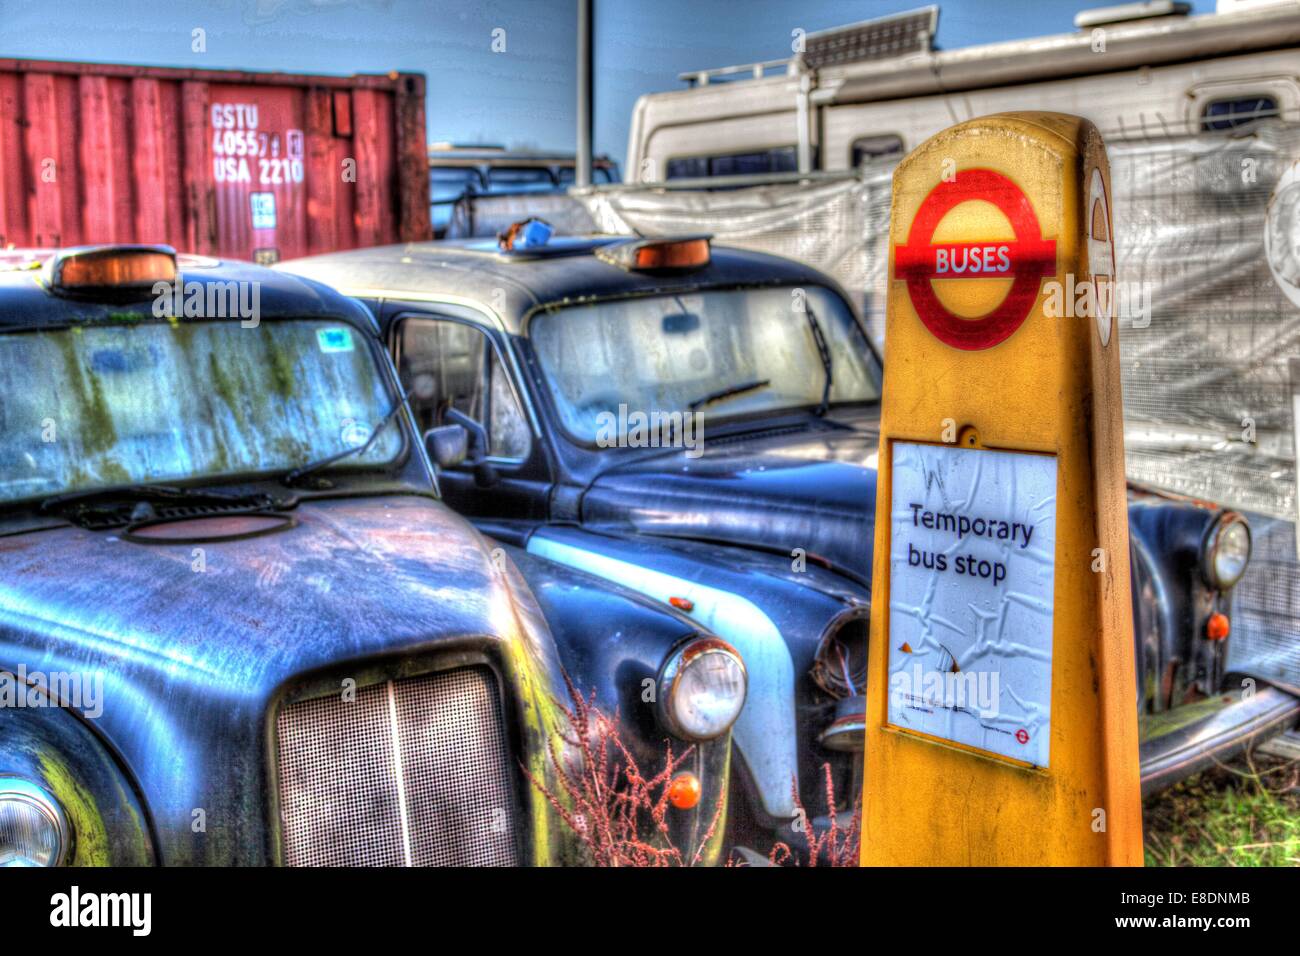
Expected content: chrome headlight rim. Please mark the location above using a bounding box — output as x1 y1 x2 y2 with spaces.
811 610 869 699
0 776 70 867
656 636 747 743
1201 512 1251 591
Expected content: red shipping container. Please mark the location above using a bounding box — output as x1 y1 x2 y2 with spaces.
0 59 431 262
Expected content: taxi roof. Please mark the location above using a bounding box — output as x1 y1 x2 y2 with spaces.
277 236 844 335
0 250 373 332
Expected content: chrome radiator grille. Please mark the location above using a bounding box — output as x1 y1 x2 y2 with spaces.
275 666 519 866
1229 515 1300 695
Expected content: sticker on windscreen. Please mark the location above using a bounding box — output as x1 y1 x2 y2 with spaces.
317 327 354 353
340 417 372 447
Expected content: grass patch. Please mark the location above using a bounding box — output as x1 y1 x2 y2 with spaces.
1144 750 1300 867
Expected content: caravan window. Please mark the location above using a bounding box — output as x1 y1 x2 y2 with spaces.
851 135 904 166
1201 95 1280 131
666 146 799 179
557 166 616 185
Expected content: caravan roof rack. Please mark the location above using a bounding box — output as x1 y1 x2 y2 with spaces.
678 58 793 87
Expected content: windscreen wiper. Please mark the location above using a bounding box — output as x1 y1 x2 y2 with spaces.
805 305 833 416
40 483 278 514
39 483 285 530
280 387 411 487
686 378 772 413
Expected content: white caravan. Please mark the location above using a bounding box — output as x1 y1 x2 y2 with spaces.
626 1 1300 182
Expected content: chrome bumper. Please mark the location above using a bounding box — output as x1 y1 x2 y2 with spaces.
1139 686 1300 796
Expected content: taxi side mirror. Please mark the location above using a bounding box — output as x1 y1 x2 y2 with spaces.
424 425 468 469
444 408 499 488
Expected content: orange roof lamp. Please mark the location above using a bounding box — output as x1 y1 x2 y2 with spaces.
862 113 1142 866
48 245 177 298
596 236 711 272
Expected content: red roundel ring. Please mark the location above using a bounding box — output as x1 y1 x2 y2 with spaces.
894 168 1057 350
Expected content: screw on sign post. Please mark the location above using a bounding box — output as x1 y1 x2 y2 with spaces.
860 113 1142 866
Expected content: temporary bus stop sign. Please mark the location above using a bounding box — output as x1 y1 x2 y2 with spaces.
861 112 1143 866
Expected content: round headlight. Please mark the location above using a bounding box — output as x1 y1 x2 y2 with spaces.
0 778 69 867
1204 515 1251 590
658 638 747 742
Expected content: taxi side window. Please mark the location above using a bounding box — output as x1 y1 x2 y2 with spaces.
395 316 530 462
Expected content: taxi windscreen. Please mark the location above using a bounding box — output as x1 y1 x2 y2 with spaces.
0 319 402 504
530 285 881 443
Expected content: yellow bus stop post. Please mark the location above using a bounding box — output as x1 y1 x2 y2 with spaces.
861 112 1143 866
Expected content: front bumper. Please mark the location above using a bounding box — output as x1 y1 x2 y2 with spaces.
1138 685 1300 796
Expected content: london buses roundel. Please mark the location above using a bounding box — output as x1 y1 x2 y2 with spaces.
894 169 1057 350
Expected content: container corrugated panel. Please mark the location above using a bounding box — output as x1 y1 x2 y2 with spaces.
0 59 431 263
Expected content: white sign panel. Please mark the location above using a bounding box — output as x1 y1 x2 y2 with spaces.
887 441 1058 767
